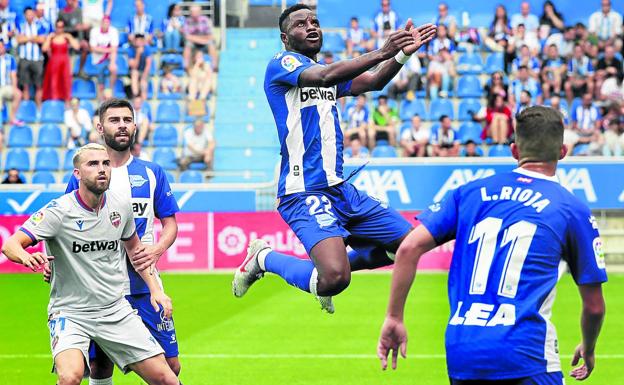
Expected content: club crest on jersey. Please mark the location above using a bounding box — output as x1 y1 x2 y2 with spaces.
76 220 84 230
281 55 302 72
129 174 148 188
109 211 121 228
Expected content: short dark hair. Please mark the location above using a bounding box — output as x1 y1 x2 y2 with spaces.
99 98 134 123
349 133 360 142
439 114 449 122
515 106 563 163
24 6 33 13
279 4 312 32
521 90 532 98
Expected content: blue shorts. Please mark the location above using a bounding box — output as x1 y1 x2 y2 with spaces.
90 294 179 360
92 58 111 84
277 182 412 254
450 371 564 385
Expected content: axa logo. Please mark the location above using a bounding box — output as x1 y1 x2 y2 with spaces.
556 168 597 202
351 170 411 204
434 168 496 202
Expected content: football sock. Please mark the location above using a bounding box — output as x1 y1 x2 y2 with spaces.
348 246 395 271
263 251 315 293
89 378 113 385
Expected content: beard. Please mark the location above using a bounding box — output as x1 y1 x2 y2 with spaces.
103 130 134 152
82 175 110 195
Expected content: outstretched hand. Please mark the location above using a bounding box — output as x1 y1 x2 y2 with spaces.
379 28 416 60
570 343 595 381
377 316 408 370
402 20 437 56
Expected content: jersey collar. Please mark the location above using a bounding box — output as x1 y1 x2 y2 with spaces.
74 190 107 213
513 167 559 183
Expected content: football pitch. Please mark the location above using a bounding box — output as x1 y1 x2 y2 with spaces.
1 272 622 385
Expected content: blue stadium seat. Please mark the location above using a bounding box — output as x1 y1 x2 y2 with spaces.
485 52 504 74
179 170 204 183
63 149 77 171
164 171 175 184
152 148 178 170
322 31 346 53
371 145 397 158
41 100 65 123
488 144 512 157
457 75 483 98
116 55 130 76
79 100 94 117
457 53 484 75
5 148 30 171
62 171 73 184
160 54 185 76
399 99 428 121
157 80 183 100
458 122 483 144
214 147 279 171
7 125 33 147
572 143 590 156
16 100 38 123
35 148 60 171
32 171 56 184
71 78 97 99
429 98 455 121
38 124 63 147
152 124 179 147
458 99 482 121
112 79 126 98
155 101 181 123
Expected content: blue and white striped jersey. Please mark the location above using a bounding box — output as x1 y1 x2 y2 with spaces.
128 13 154 36
0 54 17 87
418 168 608 380
67 156 179 296
264 51 352 197
17 21 46 61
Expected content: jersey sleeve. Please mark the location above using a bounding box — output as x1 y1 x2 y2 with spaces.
65 174 79 193
336 80 353 98
151 164 179 219
267 53 315 88
563 204 608 285
416 188 459 245
19 200 64 244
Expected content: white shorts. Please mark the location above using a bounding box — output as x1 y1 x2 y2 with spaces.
48 300 164 376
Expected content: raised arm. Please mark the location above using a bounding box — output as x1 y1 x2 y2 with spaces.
570 283 605 380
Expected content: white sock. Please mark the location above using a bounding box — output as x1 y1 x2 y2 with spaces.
257 248 271 271
89 377 113 385
309 268 319 296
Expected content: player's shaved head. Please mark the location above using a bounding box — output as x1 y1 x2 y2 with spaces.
515 106 564 163
73 143 108 168
279 4 312 32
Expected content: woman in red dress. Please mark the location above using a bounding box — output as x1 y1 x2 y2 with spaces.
42 19 80 103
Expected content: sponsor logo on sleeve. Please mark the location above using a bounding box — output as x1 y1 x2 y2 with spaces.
281 55 302 72
592 237 606 269
28 211 45 226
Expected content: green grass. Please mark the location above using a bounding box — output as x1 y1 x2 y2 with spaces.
1 272 623 385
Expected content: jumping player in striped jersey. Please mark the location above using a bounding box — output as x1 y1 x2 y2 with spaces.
232 4 436 313
377 106 607 384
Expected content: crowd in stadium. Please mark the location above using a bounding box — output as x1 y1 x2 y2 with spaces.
0 0 216 184
340 0 624 159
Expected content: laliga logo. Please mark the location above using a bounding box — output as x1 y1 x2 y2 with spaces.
217 226 247 256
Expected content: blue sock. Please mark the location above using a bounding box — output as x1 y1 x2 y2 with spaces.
263 251 315 293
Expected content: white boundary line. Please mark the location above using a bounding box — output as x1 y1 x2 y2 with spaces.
2 353 623 359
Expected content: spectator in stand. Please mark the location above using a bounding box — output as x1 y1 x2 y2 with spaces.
35 1 53 34
484 71 508 102
370 95 399 148
544 26 576 59
179 118 215 171
462 140 482 157
128 33 153 98
370 0 401 50
160 64 182 94
510 65 542 107
133 95 153 144
82 0 113 31
565 44 595 103
484 4 511 53
161 3 185 53
600 73 624 103
58 0 90 78
128 0 154 46
318 51 335 65
550 95 570 126
509 23 540 58
427 24 455 57
42 19 79 103
538 1 564 40
64 97 91 148
89 106 103 144
515 90 533 115
0 40 22 126
343 134 370 159
602 117 623 156
511 44 541 79
388 55 421 101
427 46 455 99
131 134 150 161
187 50 213 101
569 92 603 154
0 0 17 51
483 94 513 144
344 94 369 147
595 45 623 98
183 5 218 71
430 115 460 157
2 168 24 184
511 1 539 35
588 0 623 52
400 114 430 157
434 2 457 41
16 7 46 108
540 44 567 99
89 15 118 97
574 22 599 59
346 17 370 57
